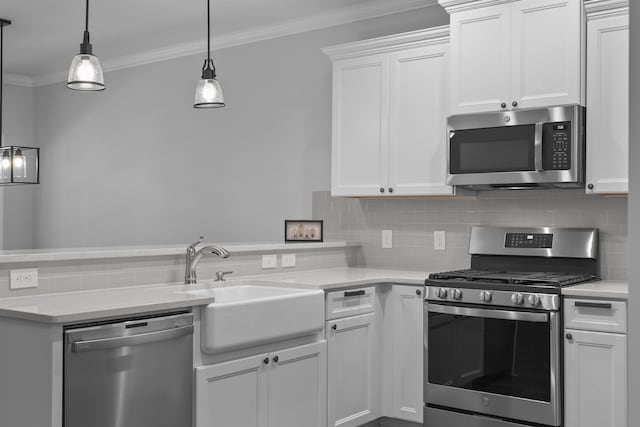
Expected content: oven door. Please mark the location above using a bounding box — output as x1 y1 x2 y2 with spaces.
424 303 560 426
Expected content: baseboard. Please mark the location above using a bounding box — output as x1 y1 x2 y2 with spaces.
359 417 422 427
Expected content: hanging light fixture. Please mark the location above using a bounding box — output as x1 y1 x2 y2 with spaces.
67 0 104 91
0 19 39 185
194 0 225 108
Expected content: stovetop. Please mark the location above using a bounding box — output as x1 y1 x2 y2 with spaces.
429 269 595 287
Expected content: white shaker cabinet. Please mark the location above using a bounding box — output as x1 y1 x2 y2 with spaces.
564 330 627 427
564 297 627 427
585 0 629 194
327 312 378 427
195 341 327 427
325 27 454 197
443 0 583 114
387 285 424 423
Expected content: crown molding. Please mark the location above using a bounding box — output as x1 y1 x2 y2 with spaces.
323 25 450 60
3 73 34 87
438 0 515 13
30 0 438 87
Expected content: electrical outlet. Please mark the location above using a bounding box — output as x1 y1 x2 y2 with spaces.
434 231 446 251
382 230 393 249
281 254 296 268
10 268 38 289
262 255 277 269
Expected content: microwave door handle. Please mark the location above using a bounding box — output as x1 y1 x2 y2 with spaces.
534 123 544 172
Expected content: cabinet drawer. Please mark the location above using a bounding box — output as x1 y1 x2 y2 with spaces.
564 298 627 333
326 287 376 320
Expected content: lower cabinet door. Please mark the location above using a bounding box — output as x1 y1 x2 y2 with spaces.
267 341 327 427
327 312 378 427
389 285 423 423
564 329 627 427
195 354 268 427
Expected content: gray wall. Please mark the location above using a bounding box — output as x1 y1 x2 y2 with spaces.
628 1 638 425
11 6 448 249
314 189 628 280
2 84 35 249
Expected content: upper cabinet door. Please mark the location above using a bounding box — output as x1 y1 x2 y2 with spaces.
450 4 511 114
510 0 583 109
331 55 389 196
586 10 629 194
387 45 454 196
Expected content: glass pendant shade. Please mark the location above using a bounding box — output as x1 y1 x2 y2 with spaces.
194 78 225 108
67 53 104 91
0 146 39 184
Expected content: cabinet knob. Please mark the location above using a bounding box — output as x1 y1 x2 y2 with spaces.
512 101 518 107
388 188 394 193
273 356 279 363
587 184 594 190
332 324 337 330
263 357 270 364
380 188 385 193
416 289 422 296
566 333 573 340
501 102 507 109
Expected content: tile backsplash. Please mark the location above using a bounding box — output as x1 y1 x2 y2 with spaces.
313 189 628 280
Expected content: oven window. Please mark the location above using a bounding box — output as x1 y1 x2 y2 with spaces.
450 125 535 174
428 310 551 402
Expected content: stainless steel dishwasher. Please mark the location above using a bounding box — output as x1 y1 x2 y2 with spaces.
64 311 194 427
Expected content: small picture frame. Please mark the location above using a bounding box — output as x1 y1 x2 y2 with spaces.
285 220 324 243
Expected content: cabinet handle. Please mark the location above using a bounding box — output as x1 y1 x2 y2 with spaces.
416 289 422 296
263 357 270 364
273 356 279 363
574 301 612 310
566 333 573 340
501 102 507 109
332 324 337 331
388 188 394 193
344 290 365 297
587 184 594 190
512 101 518 107
380 188 385 193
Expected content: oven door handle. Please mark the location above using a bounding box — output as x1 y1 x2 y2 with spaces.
428 303 549 323
534 122 544 172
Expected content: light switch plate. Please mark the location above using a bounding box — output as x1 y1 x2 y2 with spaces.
434 231 446 251
281 254 296 268
382 230 393 249
10 268 38 289
262 255 277 269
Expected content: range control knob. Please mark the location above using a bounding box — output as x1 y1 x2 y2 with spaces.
452 289 463 300
437 288 448 299
480 290 493 303
511 293 524 305
528 294 542 306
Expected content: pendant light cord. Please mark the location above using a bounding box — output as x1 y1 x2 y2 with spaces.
0 22 4 148
207 0 211 63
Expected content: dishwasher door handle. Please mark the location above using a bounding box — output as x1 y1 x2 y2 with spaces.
71 324 194 353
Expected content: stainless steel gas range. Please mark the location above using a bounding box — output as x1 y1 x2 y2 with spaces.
423 226 599 427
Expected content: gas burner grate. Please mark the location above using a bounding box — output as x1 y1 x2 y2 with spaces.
429 269 594 287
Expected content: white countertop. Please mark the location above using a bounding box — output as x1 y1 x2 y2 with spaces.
0 268 428 324
0 241 358 264
562 280 628 299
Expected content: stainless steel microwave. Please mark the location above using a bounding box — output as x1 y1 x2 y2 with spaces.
447 105 585 190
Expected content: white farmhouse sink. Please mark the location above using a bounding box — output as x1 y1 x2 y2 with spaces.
195 284 324 353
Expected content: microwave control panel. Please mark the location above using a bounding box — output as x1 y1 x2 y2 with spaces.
542 121 571 170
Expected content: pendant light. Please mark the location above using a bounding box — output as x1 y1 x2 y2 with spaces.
67 0 104 91
194 0 225 108
0 19 40 185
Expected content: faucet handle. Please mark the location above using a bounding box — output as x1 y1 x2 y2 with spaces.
215 271 233 282
188 235 205 251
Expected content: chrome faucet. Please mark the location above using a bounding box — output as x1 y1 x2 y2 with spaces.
185 235 230 284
